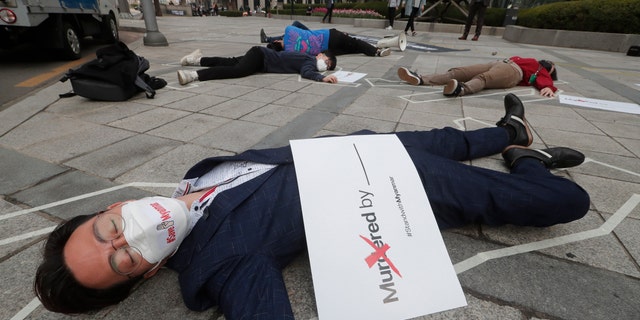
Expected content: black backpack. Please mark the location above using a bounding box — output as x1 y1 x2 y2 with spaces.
60 41 166 101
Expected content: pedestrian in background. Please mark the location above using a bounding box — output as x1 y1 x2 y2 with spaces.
404 0 425 36
322 0 334 23
459 0 490 41
385 0 400 30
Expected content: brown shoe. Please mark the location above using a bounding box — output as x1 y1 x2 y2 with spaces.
458 35 467 40
471 35 479 41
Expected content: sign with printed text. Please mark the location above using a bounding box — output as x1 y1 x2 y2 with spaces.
559 94 640 115
291 135 466 320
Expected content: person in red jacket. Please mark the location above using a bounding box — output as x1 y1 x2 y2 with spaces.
397 57 558 97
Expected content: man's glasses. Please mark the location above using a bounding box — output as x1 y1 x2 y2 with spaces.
93 213 143 277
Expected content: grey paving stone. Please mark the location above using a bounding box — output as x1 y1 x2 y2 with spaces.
484 210 640 278
239 88 293 104
147 113 231 142
444 232 640 320
200 97 267 119
0 112 96 150
0 199 58 258
0 147 67 195
70 101 156 124
272 92 327 110
194 120 277 153
164 93 230 112
108 107 191 133
135 88 197 107
12 170 153 220
241 104 307 127
20 125 134 163
573 173 640 217
63 134 182 179
115 143 233 195
324 114 397 134
1 245 47 320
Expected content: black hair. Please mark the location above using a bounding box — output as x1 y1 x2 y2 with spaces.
322 50 337 71
34 213 142 314
267 41 283 52
538 60 557 81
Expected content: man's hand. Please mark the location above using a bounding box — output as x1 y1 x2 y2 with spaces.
322 75 338 83
540 87 555 97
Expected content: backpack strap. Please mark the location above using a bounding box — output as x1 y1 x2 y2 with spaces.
134 56 156 99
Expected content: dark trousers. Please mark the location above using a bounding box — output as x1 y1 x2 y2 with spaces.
328 29 377 56
395 127 590 229
197 46 264 81
387 6 397 27
405 6 419 32
463 2 488 36
322 4 333 22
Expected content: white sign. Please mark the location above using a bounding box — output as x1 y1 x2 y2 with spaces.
559 94 640 115
332 70 367 83
291 135 466 320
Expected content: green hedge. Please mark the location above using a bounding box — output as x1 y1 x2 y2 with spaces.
517 0 640 33
269 0 639 33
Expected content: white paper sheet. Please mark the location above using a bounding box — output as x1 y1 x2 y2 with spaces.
291 135 466 320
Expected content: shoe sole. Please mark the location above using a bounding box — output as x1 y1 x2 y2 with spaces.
177 71 188 85
397 68 420 86
379 49 391 57
443 79 459 96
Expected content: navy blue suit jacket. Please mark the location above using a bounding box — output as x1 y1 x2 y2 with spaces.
166 144 310 319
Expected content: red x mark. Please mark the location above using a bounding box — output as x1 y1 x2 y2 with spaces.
360 235 402 278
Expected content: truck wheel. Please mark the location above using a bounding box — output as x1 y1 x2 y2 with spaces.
60 22 81 60
101 14 119 43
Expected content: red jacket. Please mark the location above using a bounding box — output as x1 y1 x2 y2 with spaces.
510 56 557 92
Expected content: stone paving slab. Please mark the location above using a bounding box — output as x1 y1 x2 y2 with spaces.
1 14 639 320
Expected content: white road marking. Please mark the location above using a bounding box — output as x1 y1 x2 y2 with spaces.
454 194 639 274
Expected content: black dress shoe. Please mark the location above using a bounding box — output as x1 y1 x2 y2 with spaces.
443 79 464 97
260 29 268 43
502 145 585 169
496 93 532 147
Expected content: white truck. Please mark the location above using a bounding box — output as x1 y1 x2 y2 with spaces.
0 0 119 59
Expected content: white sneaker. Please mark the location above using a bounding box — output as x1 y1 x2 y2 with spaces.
180 49 202 66
377 48 391 57
177 70 198 85
385 26 393 30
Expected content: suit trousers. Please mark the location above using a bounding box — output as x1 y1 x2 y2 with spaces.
395 127 590 229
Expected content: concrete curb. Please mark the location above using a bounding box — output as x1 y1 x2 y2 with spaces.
267 14 638 53
504 25 640 54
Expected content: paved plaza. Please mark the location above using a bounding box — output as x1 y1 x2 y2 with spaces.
1 14 639 320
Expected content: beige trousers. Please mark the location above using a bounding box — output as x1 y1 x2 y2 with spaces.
421 60 523 95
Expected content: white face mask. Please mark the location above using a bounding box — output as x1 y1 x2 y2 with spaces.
316 58 328 72
121 197 191 263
